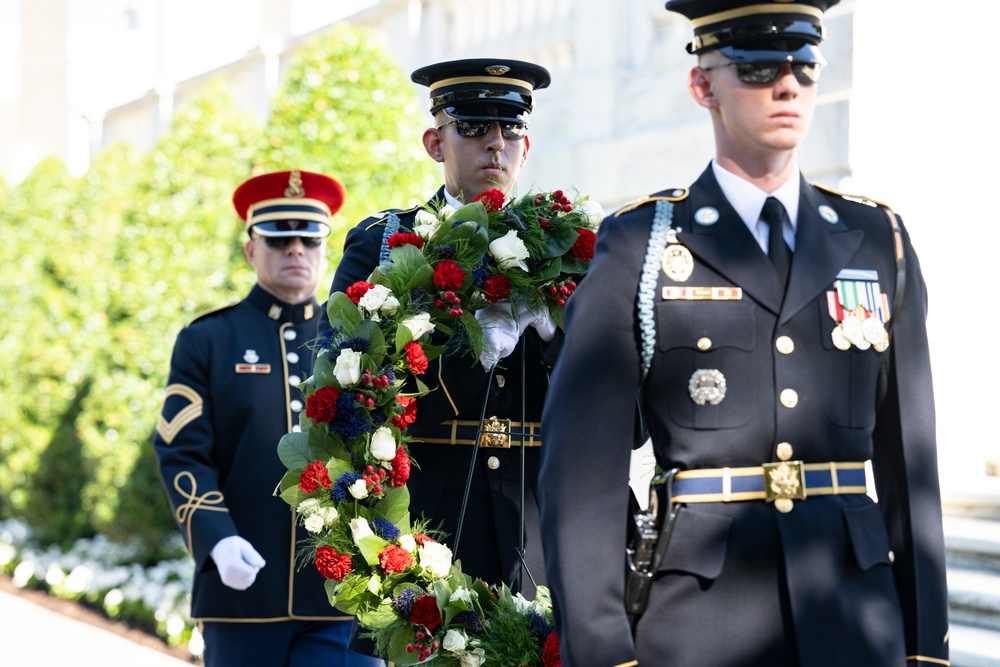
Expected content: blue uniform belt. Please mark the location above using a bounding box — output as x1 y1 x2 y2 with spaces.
671 461 868 503
417 418 541 448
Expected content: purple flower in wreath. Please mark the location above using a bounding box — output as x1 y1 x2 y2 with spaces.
410 286 431 312
340 337 369 352
502 207 529 232
330 393 373 440
452 610 484 633
472 256 495 288
372 518 400 542
393 587 423 618
317 326 343 351
529 610 555 638
331 471 362 502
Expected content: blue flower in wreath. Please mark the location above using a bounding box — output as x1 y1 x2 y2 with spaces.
393 587 423 618
529 610 555 637
331 393 373 440
341 337 369 352
452 610 484 633
372 518 400 542
502 207 529 232
331 471 362 502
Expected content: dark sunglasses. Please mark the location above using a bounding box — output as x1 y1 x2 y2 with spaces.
437 119 528 141
258 235 323 249
703 61 821 86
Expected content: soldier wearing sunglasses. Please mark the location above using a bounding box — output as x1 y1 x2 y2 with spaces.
317 59 557 603
539 1 949 666
154 170 385 667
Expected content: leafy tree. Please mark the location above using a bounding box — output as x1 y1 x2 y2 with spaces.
257 22 438 272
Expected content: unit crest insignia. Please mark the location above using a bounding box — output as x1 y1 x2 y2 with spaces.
661 228 694 282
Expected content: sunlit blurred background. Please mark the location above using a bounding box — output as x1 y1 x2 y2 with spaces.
1 0 998 662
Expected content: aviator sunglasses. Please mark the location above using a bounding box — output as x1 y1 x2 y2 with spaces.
258 235 324 249
437 119 528 141
703 61 822 86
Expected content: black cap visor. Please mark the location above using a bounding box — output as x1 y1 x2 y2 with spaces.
431 88 533 123
719 41 826 65
251 220 331 237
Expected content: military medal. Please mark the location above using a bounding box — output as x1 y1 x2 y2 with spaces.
688 369 727 406
825 269 891 352
661 228 694 282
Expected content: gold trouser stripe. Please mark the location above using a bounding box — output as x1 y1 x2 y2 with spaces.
418 419 542 446
196 615 354 623
906 657 950 665
612 661 639 667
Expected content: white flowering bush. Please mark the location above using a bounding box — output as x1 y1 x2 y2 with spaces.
0 518 201 658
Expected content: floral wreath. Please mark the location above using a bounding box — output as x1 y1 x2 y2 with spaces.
276 187 602 666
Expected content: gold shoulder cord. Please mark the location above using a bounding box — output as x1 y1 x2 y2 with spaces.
614 189 690 218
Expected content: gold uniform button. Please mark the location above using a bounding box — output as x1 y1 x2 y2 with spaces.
697 337 712 351
496 375 506 389
775 336 795 355
776 442 793 461
487 456 500 470
779 389 799 408
888 550 895 563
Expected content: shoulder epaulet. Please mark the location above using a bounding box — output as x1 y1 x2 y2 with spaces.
186 302 239 326
613 188 690 218
363 205 422 231
813 183 893 211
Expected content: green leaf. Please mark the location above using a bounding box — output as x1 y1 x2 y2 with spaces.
356 597 400 630
461 311 483 359
447 201 489 227
354 319 387 362
387 244 431 292
280 483 309 507
275 468 301 496
331 573 370 615
277 431 312 470
532 256 562 282
560 254 591 275
357 534 390 566
308 426 350 464
327 291 362 329
394 323 414 354
541 224 579 257
387 625 421 665
374 485 410 528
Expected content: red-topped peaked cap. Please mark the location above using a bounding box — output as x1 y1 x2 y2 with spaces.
665 0 840 64
232 169 345 237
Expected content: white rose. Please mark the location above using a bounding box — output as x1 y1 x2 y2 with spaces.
460 648 486 667
349 518 374 546
381 294 399 317
401 312 436 340
438 204 457 219
304 515 325 534
320 506 339 524
414 210 441 240
418 541 453 579
358 284 394 312
349 479 369 500
578 198 605 226
489 229 530 271
298 498 320 513
369 427 397 462
442 628 467 653
512 592 532 614
334 348 363 387
449 586 474 606
399 534 416 553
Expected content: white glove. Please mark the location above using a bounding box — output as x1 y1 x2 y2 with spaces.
210 535 266 590
475 303 521 370
528 307 556 342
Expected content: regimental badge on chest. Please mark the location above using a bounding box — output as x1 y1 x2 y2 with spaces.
825 269 890 352
236 349 271 373
661 228 694 282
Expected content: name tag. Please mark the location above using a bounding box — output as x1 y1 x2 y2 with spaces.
235 364 271 374
662 286 743 301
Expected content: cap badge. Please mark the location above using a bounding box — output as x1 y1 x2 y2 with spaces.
284 170 305 198
243 349 260 363
485 65 510 76
288 220 302 230
688 369 727 406
818 205 839 223
694 206 720 226
661 228 695 282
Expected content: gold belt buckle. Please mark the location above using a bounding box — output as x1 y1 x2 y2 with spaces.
479 417 511 448
763 460 806 513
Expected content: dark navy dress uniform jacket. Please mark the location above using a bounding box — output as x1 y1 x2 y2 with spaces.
538 166 949 667
318 187 559 595
154 284 352 622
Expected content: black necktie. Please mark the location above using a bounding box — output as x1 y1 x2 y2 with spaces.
761 197 791 286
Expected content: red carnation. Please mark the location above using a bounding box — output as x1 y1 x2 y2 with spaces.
482 275 512 303
571 229 596 262
389 446 411 487
305 386 339 424
409 595 443 632
413 533 436 546
473 188 506 213
432 259 465 290
405 341 429 375
315 545 353 581
542 632 561 667
379 544 415 574
299 460 333 494
346 281 374 304
390 396 417 431
387 232 424 250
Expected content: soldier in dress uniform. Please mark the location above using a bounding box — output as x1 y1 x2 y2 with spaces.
153 170 384 667
317 58 555 598
538 2 949 666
